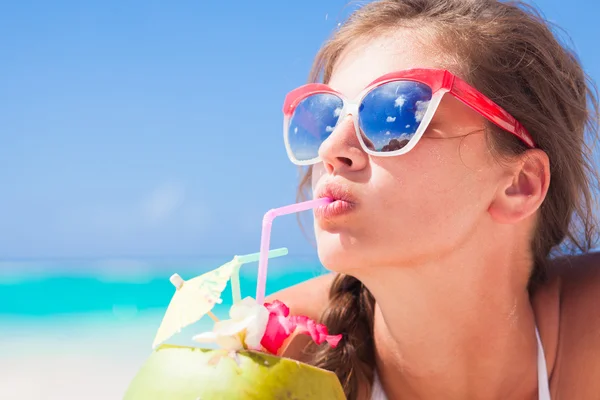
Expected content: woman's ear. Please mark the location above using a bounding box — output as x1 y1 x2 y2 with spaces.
488 149 550 224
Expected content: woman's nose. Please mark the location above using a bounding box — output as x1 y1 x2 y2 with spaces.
318 114 369 175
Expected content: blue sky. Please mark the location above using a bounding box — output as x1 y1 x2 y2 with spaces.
0 0 598 259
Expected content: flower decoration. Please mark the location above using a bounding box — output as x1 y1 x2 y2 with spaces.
193 297 269 351
193 297 342 356
261 300 342 355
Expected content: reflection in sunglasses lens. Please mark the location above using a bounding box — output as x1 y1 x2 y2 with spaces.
288 93 344 162
359 80 432 152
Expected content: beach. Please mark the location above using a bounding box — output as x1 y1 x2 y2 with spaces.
0 258 324 399
0 312 166 399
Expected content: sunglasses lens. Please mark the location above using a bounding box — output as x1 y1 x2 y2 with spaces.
287 93 343 163
359 81 433 152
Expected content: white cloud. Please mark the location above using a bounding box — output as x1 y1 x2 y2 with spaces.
141 183 186 225
333 107 342 117
55 182 208 230
405 124 411 128
385 131 391 136
294 127 298 134
414 100 430 123
45 181 212 257
386 116 396 123
394 95 406 109
325 126 335 132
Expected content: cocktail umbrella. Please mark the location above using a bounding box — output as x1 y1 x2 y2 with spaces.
151 248 288 349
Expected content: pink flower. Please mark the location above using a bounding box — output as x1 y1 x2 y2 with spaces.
260 300 342 355
290 315 343 347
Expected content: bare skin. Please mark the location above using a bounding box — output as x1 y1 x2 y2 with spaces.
267 30 600 400
267 255 600 399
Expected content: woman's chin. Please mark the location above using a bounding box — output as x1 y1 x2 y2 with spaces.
315 231 420 274
316 232 366 273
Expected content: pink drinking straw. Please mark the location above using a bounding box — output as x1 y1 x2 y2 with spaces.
255 197 332 304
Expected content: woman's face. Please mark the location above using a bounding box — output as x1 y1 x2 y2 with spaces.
311 32 513 271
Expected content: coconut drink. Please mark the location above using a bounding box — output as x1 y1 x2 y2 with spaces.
123 297 345 400
123 198 345 399
123 345 345 399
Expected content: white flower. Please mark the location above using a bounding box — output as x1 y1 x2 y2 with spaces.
192 297 269 351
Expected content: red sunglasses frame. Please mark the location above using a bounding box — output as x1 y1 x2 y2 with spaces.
283 68 536 157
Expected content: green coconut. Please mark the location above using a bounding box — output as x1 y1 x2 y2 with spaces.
123 344 346 400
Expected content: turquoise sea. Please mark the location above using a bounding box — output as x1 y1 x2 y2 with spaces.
0 255 326 400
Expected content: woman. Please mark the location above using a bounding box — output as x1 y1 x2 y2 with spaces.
267 0 600 399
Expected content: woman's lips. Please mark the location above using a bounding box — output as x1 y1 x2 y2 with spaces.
314 198 355 219
314 183 357 220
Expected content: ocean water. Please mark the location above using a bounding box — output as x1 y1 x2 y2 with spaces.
0 255 327 400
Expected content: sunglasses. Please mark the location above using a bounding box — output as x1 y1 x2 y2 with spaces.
282 68 535 166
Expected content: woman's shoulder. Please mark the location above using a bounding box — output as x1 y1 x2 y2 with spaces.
545 251 600 334
539 252 600 397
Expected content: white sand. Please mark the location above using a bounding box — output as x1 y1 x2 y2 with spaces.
0 343 146 400
0 312 214 400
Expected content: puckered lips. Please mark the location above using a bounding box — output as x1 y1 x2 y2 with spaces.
313 181 357 220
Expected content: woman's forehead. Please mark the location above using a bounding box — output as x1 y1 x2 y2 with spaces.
327 32 444 99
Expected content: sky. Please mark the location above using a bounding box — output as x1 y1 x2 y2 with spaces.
0 0 599 260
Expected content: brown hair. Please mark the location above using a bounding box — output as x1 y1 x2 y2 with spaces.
298 0 600 398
